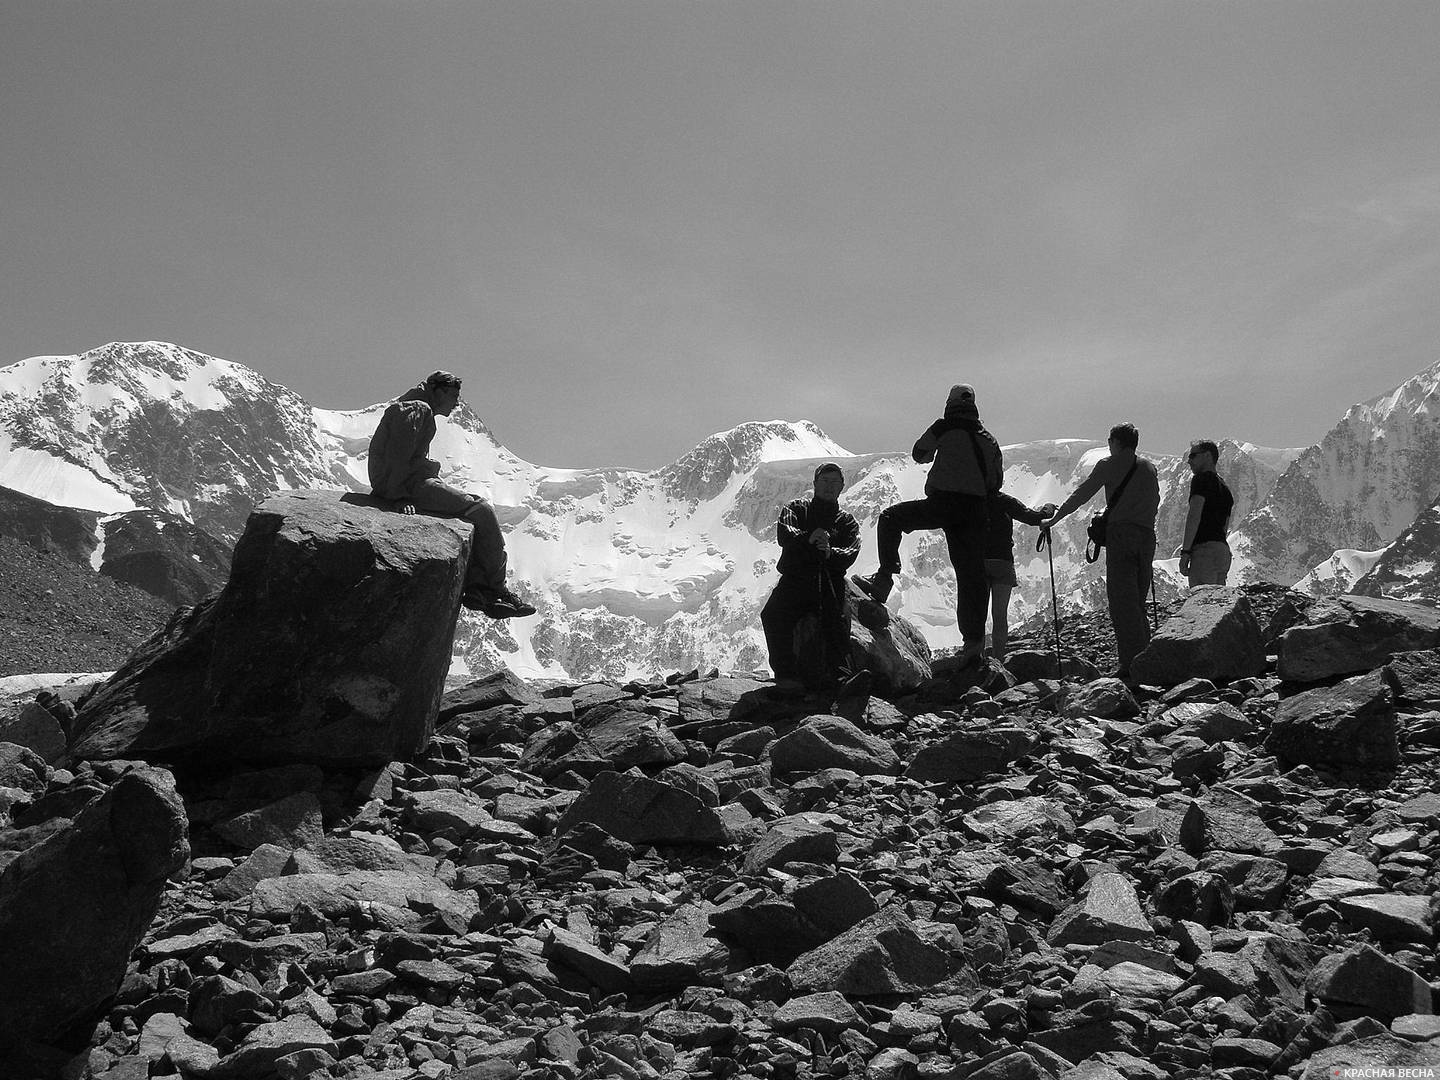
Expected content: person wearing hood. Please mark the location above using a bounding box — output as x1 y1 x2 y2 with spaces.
852 384 1003 667
761 462 864 692
368 370 535 619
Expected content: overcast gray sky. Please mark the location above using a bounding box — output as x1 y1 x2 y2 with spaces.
3 1 1438 467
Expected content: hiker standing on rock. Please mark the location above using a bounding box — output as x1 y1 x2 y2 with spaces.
983 492 1057 659
368 370 535 619
851 383 1003 667
1041 422 1159 681
1177 439 1235 586
761 462 863 692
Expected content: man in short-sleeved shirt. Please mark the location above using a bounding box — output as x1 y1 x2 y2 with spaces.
1178 440 1234 586
1041 422 1160 680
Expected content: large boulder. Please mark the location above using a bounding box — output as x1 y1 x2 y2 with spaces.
555 770 734 847
847 583 933 693
770 715 902 776
1278 594 1440 683
68 490 469 769
0 767 189 1057
1131 587 1266 687
1265 669 1400 772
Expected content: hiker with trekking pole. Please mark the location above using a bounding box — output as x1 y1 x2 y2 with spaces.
1039 422 1160 683
760 462 865 694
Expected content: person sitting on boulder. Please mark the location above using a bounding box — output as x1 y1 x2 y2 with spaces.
368 370 535 619
983 492 1057 659
761 462 863 692
851 383 1003 668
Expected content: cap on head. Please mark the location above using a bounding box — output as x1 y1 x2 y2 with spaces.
947 383 976 407
424 370 463 392
814 462 845 483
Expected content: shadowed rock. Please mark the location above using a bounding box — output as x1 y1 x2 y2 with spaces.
0 767 189 1056
69 490 468 769
1131 586 1266 687
1278 595 1440 683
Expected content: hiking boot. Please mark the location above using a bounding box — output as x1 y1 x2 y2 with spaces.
851 571 894 604
464 586 536 619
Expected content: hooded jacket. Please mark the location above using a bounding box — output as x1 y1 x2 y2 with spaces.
367 384 444 500
911 399 1003 498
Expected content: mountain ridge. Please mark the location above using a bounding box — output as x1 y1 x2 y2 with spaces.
3 341 1434 680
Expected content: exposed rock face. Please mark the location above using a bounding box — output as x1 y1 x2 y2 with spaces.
1353 502 1440 603
1235 358 1440 585
1130 587 1266 687
98 508 232 606
1278 594 1440 683
0 767 188 1055
69 490 468 769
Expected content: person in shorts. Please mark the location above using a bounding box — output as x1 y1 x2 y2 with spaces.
983 492 1056 659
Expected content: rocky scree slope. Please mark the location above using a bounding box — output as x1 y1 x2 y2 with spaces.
3 612 1439 1079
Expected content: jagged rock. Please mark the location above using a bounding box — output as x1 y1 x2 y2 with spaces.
742 816 840 874
1265 669 1399 771
1296 1033 1440 1079
212 1016 338 1079
0 742 47 795
214 792 324 852
1062 678 1139 719
543 926 632 992
1165 700 1257 744
905 725 1038 783
1305 943 1434 1021
555 770 733 846
212 843 293 901
629 903 730 991
0 704 67 763
771 991 863 1035
1130 587 1266 687
963 797 1076 842
0 767 189 1054
1152 871 1235 926
70 490 468 768
847 582 933 692
249 869 479 924
438 669 541 721
1046 872 1152 946
1179 790 1283 856
770 715 901 776
1004 649 1101 683
1278 594 1440 683
1336 893 1434 944
786 907 953 996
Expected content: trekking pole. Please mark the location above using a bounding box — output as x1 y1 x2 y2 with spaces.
1037 527 1063 679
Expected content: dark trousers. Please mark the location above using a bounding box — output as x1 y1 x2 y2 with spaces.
761 573 851 681
1106 523 1156 670
877 492 989 646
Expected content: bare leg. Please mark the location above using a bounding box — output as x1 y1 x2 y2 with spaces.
989 582 1013 658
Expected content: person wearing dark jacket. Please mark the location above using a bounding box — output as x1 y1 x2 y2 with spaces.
984 491 1057 659
852 384 1003 666
368 370 535 619
761 462 863 690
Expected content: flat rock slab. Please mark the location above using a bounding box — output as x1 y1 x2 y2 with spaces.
772 991 863 1035
1279 594 1440 683
770 715 901 776
249 870 479 924
1048 873 1152 946
556 770 733 847
787 907 953 997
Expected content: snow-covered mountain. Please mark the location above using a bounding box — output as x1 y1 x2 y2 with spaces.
1233 358 1440 587
3 340 1427 681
